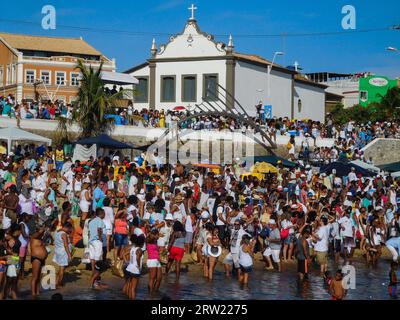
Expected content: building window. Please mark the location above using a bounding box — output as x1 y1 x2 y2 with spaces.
135 77 148 103
41 71 51 85
0 67 3 86
161 76 176 102
25 70 36 84
56 71 66 86
360 91 368 102
6 65 11 85
70 73 80 86
182 75 197 102
203 74 218 101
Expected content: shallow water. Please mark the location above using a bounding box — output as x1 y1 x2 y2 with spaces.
20 258 397 300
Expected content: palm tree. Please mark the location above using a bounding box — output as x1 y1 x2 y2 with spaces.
71 59 127 138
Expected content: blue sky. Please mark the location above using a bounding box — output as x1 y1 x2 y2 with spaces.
1 0 400 77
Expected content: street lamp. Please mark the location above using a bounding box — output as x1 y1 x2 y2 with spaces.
386 47 400 54
267 51 285 102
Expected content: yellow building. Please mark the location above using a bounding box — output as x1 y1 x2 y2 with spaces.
0 32 116 104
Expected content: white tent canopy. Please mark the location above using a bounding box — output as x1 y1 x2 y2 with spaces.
100 71 138 85
0 127 52 154
350 160 381 174
390 171 400 178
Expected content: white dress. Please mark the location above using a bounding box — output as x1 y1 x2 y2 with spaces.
79 189 91 212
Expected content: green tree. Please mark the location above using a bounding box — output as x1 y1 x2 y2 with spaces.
377 87 400 120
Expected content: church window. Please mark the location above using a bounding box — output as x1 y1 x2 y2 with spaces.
161 76 176 102
203 74 218 101
182 75 196 102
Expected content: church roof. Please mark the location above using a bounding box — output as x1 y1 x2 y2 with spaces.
233 52 296 75
0 32 104 57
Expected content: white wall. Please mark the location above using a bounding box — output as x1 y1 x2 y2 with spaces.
293 81 325 122
131 60 227 111
234 61 293 117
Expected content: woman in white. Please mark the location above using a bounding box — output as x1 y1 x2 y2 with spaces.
123 234 145 300
157 214 173 253
53 222 73 288
79 182 92 221
32 169 46 204
238 235 255 285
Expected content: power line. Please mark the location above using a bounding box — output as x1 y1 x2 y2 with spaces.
0 18 397 39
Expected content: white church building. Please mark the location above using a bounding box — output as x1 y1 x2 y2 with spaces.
125 5 327 121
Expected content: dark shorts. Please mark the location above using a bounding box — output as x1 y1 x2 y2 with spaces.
297 259 308 274
114 233 128 247
124 270 140 279
239 264 253 273
31 256 46 267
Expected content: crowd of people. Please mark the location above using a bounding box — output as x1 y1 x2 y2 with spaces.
0 138 399 300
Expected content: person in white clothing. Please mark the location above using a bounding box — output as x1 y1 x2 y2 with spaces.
312 216 330 275
123 234 145 300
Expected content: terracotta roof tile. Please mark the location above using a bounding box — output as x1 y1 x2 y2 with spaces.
0 32 102 56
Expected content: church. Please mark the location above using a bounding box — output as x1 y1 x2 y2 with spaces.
125 5 327 121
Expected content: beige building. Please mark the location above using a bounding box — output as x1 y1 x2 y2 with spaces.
0 32 115 104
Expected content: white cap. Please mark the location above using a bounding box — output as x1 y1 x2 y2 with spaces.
346 192 353 196
269 219 276 225
112 156 120 162
174 177 180 182
201 211 210 219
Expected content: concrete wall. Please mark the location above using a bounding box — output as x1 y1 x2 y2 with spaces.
234 61 292 117
362 138 400 166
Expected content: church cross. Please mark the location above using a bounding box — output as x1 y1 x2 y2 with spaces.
188 4 197 20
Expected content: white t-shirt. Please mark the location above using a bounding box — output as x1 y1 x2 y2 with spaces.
173 210 185 224
103 206 114 226
338 216 354 238
314 225 330 252
185 214 193 233
216 206 226 226
19 194 34 215
128 175 138 195
63 170 74 191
